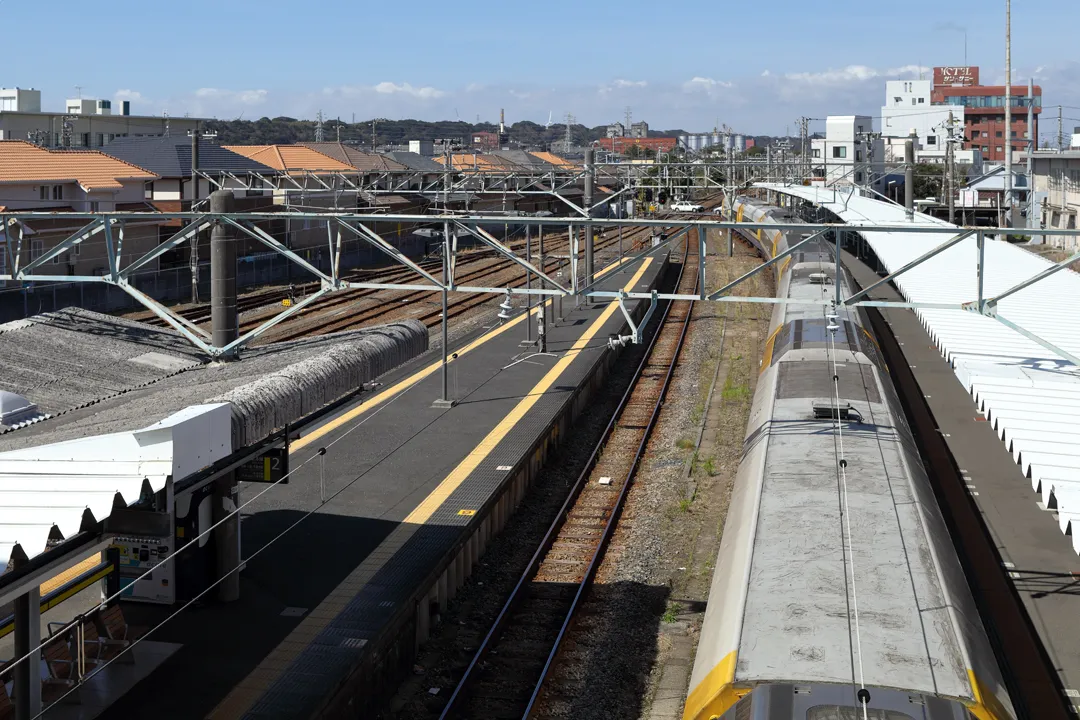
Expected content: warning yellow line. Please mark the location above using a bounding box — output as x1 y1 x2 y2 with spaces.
403 257 653 525
209 257 654 719
291 254 637 452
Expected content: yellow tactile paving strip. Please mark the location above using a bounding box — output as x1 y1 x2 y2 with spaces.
39 554 100 596
291 254 635 453
208 258 654 719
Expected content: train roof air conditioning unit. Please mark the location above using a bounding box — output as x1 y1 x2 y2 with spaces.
813 399 860 421
809 272 831 284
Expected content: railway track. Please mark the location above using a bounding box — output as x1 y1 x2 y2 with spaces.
436 233 699 720
127 196 721 346
263 225 660 343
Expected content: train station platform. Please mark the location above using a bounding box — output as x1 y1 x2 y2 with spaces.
72 245 672 720
843 251 1080 713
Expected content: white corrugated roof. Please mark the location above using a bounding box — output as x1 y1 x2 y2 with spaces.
0 403 231 569
759 184 1080 553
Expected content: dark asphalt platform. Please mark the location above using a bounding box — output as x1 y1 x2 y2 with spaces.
82 246 671 720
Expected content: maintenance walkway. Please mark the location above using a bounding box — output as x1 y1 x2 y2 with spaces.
82 245 671 720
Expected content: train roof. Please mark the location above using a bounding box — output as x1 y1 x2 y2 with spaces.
734 202 981 701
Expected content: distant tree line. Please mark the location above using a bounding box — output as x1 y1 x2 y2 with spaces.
202 116 693 149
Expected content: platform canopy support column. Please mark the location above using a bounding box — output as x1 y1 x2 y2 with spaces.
12 566 41 720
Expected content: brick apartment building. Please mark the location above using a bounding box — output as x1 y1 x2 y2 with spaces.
930 66 1041 162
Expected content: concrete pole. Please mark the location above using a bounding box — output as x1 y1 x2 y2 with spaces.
190 122 200 304
434 220 454 409
1004 0 1013 213
525 224 532 343
213 471 240 602
209 190 238 357
583 148 595 304
947 111 956 225
13 582 41 720
1027 78 1035 228
905 137 915 222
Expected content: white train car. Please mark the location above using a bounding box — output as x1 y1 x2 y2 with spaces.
683 198 1014 720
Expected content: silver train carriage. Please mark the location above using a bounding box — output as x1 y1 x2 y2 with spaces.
683 198 1014 720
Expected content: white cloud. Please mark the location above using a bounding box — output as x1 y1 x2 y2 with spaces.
194 88 268 105
784 65 879 84
683 77 734 92
140 60 1079 137
373 82 445 99
114 89 144 102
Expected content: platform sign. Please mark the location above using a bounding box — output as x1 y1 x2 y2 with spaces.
237 446 289 484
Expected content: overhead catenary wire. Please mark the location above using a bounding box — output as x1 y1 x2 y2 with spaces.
6 353 435 698
822 254 870 718
13 288 573 714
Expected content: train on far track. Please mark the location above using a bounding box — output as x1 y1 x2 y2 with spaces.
683 197 1015 720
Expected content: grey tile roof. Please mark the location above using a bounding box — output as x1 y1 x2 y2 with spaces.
300 143 408 172
381 151 444 172
100 136 277 178
0 308 427 452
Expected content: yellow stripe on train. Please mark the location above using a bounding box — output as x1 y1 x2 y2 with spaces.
682 652 747 720
682 663 1012 720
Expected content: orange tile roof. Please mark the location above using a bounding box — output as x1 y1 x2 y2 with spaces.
433 153 514 172
223 145 355 175
0 140 157 191
529 151 579 170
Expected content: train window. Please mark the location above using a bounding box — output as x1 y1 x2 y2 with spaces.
807 707 915 720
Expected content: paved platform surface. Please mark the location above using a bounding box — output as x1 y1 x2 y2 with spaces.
67 246 671 720
845 253 1080 711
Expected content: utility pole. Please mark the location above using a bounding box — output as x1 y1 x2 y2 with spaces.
798 117 810 185
1059 105 1065 151
905 132 915 222
945 111 958 224
1027 79 1035 228
1004 0 1013 213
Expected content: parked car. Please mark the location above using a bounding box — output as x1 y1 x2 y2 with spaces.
670 200 704 212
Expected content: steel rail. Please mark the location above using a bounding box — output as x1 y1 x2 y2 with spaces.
438 232 698 720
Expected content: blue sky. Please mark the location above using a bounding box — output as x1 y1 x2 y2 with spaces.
3 0 1078 137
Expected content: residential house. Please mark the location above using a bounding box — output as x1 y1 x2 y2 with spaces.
809 116 885 192
100 135 280 268
100 135 277 207
222 144 357 259
0 140 159 280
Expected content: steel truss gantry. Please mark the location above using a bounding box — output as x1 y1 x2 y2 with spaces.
192 160 772 215
2 209 1077 362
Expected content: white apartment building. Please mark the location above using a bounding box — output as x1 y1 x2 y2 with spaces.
1027 151 1080 249
0 87 201 149
881 80 963 151
0 87 41 112
809 115 885 191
